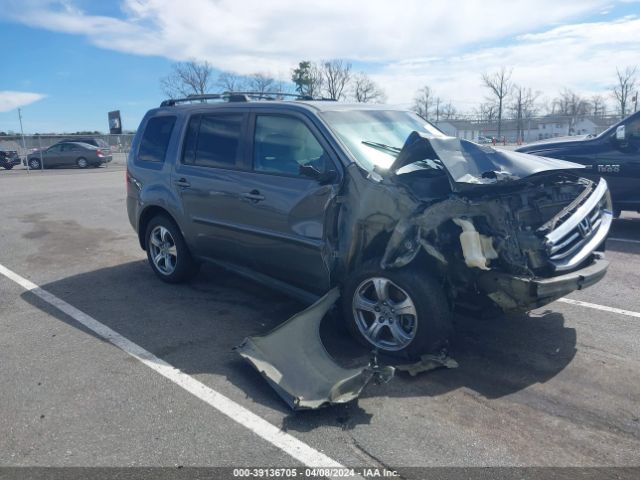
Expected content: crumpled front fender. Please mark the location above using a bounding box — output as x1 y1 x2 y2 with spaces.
236 288 394 410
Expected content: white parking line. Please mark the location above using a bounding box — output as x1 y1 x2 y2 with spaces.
608 237 640 245
558 298 640 319
0 263 347 471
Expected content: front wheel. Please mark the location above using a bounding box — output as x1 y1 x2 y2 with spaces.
28 158 41 169
145 215 199 283
342 261 452 358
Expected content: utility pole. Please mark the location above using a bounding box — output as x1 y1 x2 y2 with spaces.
18 108 28 172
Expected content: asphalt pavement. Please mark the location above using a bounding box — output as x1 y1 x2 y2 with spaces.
0 163 639 477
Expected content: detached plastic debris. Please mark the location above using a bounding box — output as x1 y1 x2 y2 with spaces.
395 353 459 377
236 288 394 410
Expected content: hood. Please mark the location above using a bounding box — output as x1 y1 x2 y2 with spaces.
391 132 584 192
516 135 590 152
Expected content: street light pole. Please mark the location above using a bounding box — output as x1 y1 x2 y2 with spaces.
18 108 29 172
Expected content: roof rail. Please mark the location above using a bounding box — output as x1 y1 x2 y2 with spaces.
160 91 316 107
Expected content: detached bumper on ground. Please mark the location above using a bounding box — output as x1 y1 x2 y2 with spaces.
479 253 609 311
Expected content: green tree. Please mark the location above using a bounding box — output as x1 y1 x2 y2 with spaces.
291 61 323 98
292 61 312 95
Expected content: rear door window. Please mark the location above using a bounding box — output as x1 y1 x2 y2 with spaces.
184 114 243 169
138 116 176 163
61 143 81 152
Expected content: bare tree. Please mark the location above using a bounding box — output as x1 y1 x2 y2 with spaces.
307 63 325 98
441 101 457 120
481 67 512 137
248 73 278 97
510 86 540 142
552 88 590 117
612 66 637 116
551 88 591 134
412 86 434 120
160 60 214 97
351 72 386 103
474 102 498 123
322 59 352 100
591 94 607 117
217 71 247 92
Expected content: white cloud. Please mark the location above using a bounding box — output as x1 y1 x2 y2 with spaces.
3 0 638 111
0 91 46 113
372 15 640 108
5 0 610 70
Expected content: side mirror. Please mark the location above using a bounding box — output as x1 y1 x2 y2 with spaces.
616 125 626 141
299 164 337 184
318 169 337 184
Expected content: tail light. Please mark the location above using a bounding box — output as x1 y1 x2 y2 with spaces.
96 149 104 157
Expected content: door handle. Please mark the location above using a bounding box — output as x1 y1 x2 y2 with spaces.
174 178 191 188
242 190 265 202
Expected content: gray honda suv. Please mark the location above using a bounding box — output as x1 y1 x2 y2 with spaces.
127 94 612 357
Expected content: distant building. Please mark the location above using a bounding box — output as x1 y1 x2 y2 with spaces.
437 115 619 143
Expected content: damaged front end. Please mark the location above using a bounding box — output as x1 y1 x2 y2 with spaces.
382 133 613 311
237 130 612 410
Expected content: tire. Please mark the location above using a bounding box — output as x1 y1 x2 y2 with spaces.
342 260 452 358
28 158 41 169
144 215 199 283
76 157 88 169
3 165 13 170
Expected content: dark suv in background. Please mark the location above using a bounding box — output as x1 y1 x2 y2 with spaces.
127 94 612 357
517 111 640 216
0 146 21 170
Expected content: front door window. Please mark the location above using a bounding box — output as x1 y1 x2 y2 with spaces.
253 115 328 176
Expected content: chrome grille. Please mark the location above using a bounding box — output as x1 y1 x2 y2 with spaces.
545 179 612 271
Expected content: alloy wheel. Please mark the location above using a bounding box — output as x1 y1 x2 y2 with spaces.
352 277 418 351
149 225 178 275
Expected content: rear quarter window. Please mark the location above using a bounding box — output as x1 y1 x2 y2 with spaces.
138 116 177 163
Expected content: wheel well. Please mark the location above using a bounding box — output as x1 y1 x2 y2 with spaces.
137 206 177 250
350 229 446 282
359 232 390 267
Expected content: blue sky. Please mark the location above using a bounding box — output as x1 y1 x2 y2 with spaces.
1 0 639 133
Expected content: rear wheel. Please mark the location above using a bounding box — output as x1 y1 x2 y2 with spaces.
145 215 199 283
76 157 88 168
342 260 452 358
3 165 13 170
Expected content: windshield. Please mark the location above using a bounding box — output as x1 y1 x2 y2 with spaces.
320 109 445 171
596 111 640 139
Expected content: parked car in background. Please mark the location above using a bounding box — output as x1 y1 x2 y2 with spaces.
58 137 112 152
517 111 640 216
0 147 21 170
126 95 611 358
26 141 112 169
477 136 493 144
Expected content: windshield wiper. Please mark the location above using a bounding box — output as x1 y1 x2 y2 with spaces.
362 140 402 155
